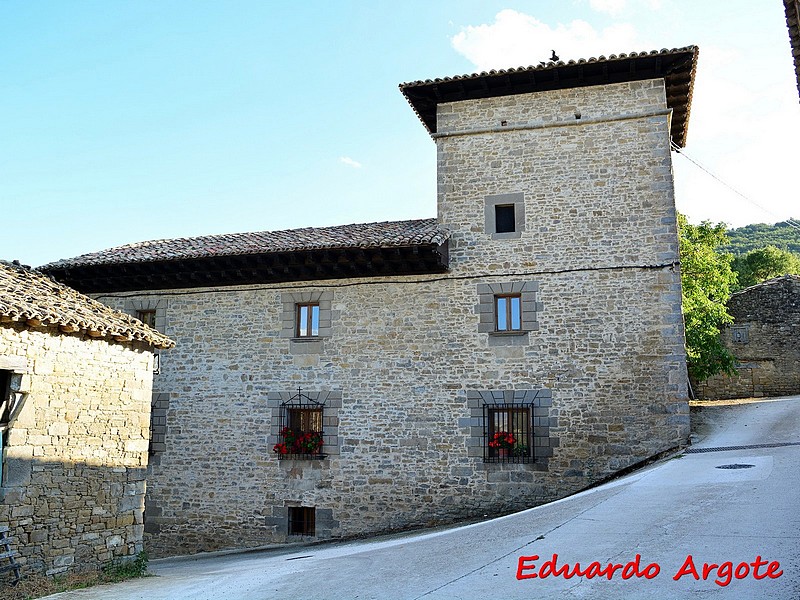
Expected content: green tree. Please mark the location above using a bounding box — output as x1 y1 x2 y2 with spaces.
731 245 800 289
678 213 737 382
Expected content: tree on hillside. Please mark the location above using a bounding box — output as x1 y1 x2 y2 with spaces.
732 245 800 289
677 213 737 383
722 220 800 255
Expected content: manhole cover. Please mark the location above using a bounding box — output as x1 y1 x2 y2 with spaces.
715 464 755 470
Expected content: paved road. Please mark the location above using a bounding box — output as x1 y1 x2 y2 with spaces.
49 397 800 599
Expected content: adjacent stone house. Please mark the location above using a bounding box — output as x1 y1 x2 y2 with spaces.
0 260 173 578
42 47 697 557
694 275 800 399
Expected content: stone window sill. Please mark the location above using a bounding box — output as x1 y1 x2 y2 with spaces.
291 336 323 343
488 330 529 337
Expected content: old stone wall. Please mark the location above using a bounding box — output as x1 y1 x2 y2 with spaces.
0 323 154 577
98 269 686 557
96 77 689 557
695 276 800 399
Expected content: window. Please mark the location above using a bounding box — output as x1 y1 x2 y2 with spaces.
495 204 516 233
485 404 533 463
136 309 157 329
274 389 325 460
495 294 522 331
484 192 524 238
476 282 540 345
288 507 316 536
295 303 320 338
0 370 9 484
731 326 749 344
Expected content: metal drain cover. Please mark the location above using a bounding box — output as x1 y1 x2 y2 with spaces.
715 463 755 470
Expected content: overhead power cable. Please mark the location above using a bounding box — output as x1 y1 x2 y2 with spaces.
670 141 800 232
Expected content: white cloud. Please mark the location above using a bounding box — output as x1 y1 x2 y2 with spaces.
588 0 663 16
589 0 627 16
451 9 643 70
339 156 362 169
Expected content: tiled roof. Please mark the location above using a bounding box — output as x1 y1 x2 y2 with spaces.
784 0 800 98
400 46 699 147
732 273 800 296
42 218 448 269
0 260 174 349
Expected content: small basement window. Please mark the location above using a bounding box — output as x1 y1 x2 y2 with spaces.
296 303 320 337
495 294 522 331
495 204 516 233
288 507 316 536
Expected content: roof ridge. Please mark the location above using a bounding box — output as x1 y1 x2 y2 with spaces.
40 217 447 270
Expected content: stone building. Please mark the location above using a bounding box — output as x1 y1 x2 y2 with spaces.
41 47 698 557
0 261 173 578
694 275 800 399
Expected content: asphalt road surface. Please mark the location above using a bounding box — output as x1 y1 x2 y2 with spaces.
48 396 800 599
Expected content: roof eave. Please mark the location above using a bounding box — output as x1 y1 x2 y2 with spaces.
399 46 699 148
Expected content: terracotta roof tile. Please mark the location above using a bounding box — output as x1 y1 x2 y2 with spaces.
400 46 699 147
42 218 448 269
0 260 174 349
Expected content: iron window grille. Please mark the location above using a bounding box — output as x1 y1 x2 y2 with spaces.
484 403 534 463
288 506 316 536
495 294 522 331
295 303 320 337
275 388 325 460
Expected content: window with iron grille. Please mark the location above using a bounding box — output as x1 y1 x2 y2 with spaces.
295 303 320 337
288 506 316 536
484 404 533 463
273 389 325 460
495 294 522 331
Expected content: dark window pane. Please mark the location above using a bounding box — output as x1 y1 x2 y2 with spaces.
288 507 315 536
136 310 156 328
495 204 515 233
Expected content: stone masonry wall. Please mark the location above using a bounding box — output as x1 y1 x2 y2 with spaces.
0 323 154 577
96 78 689 557
99 271 686 557
695 276 800 399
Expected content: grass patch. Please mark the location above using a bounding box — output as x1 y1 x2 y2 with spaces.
2 551 150 600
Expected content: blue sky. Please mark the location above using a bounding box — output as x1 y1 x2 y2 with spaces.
2 0 797 267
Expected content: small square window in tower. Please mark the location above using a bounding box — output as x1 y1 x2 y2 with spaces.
295 303 320 337
494 204 516 233
288 506 316 536
495 294 522 331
